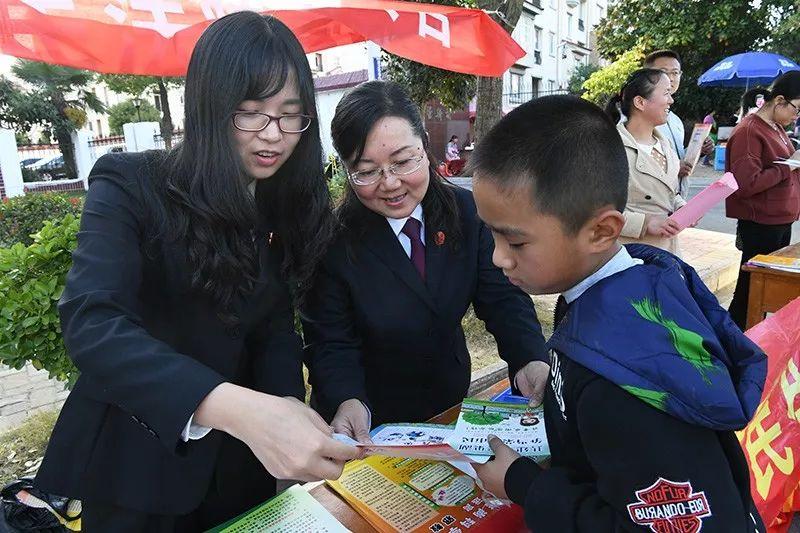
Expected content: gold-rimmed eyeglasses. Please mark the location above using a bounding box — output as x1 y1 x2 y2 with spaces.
348 155 425 186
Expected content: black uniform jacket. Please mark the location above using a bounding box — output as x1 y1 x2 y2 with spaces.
35 153 304 515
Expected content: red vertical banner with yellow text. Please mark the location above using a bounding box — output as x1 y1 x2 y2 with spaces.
740 297 800 532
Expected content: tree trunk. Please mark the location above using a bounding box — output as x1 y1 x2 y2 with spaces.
55 126 76 180
53 91 77 180
473 76 504 144
157 78 174 150
473 0 524 144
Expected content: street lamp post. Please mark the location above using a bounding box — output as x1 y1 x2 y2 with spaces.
132 97 142 122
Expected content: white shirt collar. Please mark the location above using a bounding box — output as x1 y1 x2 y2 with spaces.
386 203 425 237
562 246 643 304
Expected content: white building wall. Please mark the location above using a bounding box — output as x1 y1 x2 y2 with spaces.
505 0 608 102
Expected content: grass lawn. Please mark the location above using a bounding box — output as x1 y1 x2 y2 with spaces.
0 410 58 486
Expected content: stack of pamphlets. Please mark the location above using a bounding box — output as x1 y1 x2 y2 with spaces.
747 254 800 273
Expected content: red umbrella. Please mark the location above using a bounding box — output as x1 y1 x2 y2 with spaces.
0 0 524 76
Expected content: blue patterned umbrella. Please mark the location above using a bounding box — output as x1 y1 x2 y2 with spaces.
698 51 800 88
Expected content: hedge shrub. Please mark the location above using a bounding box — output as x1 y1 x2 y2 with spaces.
0 214 80 385
0 193 83 247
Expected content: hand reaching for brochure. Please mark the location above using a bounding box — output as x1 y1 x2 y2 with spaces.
473 435 522 500
194 383 360 482
645 215 682 238
514 361 550 407
332 398 373 446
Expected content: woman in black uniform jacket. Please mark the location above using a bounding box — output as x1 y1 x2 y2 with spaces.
302 81 550 441
34 12 357 531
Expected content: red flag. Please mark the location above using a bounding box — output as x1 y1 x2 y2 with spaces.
0 0 524 76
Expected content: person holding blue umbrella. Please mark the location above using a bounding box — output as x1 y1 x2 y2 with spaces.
725 71 800 329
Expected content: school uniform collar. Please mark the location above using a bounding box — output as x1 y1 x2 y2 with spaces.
386 203 425 239
562 246 643 304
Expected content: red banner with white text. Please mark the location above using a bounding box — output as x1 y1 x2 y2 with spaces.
0 0 524 76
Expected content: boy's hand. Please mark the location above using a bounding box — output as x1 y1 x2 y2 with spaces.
473 435 521 500
514 361 550 407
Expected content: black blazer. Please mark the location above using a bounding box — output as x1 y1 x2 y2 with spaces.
302 186 548 426
35 153 304 516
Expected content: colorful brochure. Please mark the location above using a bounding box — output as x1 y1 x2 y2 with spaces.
683 123 712 172
668 172 738 230
490 387 530 404
336 423 477 462
326 455 527 533
747 254 800 273
448 399 550 464
207 484 348 532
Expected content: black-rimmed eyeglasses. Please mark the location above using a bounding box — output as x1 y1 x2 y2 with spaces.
232 112 313 133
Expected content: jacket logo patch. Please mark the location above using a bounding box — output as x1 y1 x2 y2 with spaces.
626 477 711 533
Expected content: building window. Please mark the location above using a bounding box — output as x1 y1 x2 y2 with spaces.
534 27 542 51
567 13 573 35
510 71 524 103
96 120 103 137
532 77 540 98
314 53 323 72
549 32 556 56
548 80 556 92
153 94 162 112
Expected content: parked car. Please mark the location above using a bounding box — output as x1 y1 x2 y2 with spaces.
19 157 42 168
27 154 66 181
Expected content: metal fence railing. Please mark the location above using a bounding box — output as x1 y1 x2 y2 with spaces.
502 89 569 108
87 135 126 166
153 130 184 150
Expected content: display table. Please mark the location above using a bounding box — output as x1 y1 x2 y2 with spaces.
742 242 800 329
307 379 511 532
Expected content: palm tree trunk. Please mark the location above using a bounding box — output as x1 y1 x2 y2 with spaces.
473 0 524 144
53 91 77 179
157 78 174 149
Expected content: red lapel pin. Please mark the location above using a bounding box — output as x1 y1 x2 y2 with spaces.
435 231 445 246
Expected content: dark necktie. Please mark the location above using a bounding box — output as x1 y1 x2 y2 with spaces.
554 295 570 327
401 217 425 281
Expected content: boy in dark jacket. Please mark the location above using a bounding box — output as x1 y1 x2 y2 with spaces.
471 95 767 532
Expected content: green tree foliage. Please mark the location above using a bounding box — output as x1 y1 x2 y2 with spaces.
568 63 601 96
594 0 794 120
7 61 104 179
100 74 183 148
582 47 644 105
107 99 160 135
772 1 800 60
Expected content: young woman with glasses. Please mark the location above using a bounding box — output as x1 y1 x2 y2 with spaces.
34 12 358 531
726 70 800 329
301 81 549 440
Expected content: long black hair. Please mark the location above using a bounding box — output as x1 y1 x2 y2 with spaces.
605 68 668 123
145 12 333 318
331 80 461 247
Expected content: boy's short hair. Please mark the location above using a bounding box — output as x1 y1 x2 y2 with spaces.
469 95 628 234
643 49 682 66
